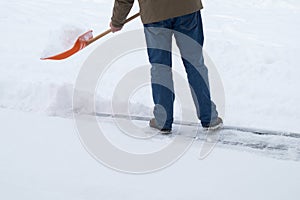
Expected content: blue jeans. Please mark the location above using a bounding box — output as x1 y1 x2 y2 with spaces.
144 11 218 129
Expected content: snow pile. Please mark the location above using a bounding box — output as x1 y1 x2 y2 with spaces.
41 26 89 58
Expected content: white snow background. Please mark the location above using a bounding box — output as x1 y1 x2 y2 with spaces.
0 0 300 199
1 0 300 131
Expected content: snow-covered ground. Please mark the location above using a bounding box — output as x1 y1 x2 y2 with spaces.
1 0 300 199
1 108 300 200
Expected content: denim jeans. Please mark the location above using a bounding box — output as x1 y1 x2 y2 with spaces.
144 11 218 129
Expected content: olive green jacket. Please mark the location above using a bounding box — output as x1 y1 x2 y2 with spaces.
111 0 203 27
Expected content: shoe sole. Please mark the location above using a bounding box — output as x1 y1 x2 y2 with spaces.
203 122 223 131
159 130 172 135
149 119 172 134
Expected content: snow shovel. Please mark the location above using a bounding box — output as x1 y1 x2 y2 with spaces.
41 13 140 60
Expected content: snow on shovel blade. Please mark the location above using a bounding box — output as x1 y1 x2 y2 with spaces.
41 13 140 61
41 30 93 60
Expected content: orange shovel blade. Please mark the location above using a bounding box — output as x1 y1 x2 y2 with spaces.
41 30 93 60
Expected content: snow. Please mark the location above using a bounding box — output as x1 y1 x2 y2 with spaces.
203 0 300 132
1 0 300 132
1 108 300 200
1 0 300 199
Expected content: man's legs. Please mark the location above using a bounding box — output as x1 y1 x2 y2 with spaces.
144 21 174 130
173 11 219 126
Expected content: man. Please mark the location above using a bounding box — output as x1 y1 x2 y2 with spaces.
110 0 223 134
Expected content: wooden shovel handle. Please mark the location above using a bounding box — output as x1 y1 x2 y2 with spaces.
87 13 140 45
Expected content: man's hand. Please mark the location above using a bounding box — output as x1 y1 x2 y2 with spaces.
110 22 122 33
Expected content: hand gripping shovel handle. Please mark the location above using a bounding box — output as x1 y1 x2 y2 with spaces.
87 13 140 45
41 13 140 60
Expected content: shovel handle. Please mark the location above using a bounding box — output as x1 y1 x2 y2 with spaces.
87 13 140 45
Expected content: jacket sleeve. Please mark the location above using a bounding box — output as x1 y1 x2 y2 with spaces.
111 0 134 27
